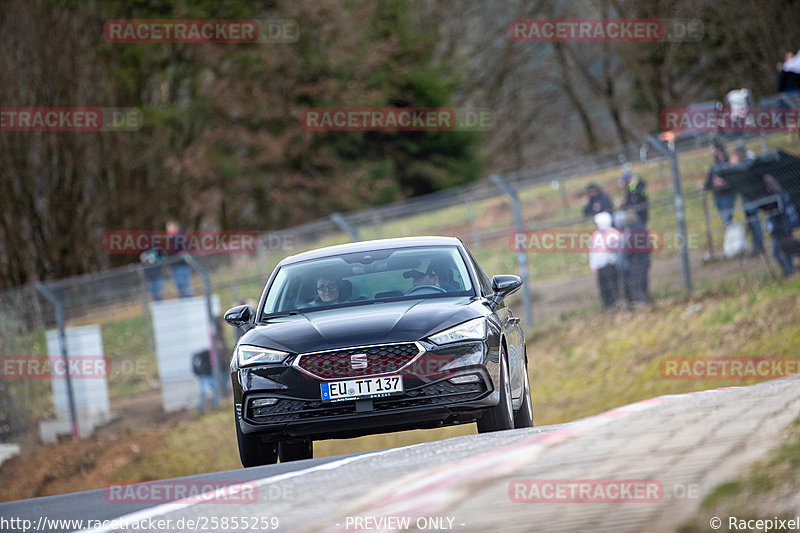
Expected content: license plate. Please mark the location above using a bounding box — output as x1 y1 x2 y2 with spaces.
320 375 403 402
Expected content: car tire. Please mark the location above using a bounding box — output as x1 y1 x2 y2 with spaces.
477 347 514 433
513 356 534 429
278 439 313 462
236 419 278 468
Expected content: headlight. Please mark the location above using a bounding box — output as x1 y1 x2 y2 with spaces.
429 318 487 345
236 345 289 367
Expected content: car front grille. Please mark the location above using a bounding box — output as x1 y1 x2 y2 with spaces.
246 379 486 424
294 342 423 379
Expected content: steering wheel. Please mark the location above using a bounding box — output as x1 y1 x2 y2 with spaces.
406 284 446 295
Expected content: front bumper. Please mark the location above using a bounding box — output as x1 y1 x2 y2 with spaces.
233 340 500 440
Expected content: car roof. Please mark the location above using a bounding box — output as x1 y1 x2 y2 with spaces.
279 236 465 265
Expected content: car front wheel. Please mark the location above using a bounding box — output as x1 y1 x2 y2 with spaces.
477 347 514 433
236 418 278 468
513 356 534 428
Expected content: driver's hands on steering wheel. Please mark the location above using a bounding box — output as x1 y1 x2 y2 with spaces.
405 284 446 294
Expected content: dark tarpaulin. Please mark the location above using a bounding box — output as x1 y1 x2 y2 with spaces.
714 150 800 208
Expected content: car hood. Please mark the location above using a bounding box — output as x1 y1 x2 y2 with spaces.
241 297 481 354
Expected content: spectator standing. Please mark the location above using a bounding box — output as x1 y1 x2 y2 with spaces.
191 348 226 413
726 88 752 138
614 210 651 309
139 246 165 300
620 171 648 226
166 219 194 298
705 140 736 226
583 183 613 218
589 212 620 309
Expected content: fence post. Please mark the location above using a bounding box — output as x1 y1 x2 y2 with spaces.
136 266 158 368
466 196 480 249
34 282 79 442
701 191 715 259
372 212 383 239
183 256 226 397
0 380 9 442
647 136 693 293
490 175 533 329
257 235 269 276
330 213 360 242
557 180 570 215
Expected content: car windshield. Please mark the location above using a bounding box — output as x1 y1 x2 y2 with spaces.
261 245 474 316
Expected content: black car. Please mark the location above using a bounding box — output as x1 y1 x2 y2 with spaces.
224 236 533 467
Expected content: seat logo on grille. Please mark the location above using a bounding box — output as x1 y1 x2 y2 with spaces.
350 353 368 370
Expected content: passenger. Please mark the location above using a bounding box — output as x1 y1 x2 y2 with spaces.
311 275 344 305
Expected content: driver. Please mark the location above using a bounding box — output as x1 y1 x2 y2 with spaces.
403 266 440 291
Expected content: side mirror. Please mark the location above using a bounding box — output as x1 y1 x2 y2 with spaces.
491 275 523 301
224 304 253 327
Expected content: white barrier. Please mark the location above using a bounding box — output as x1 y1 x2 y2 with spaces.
40 325 111 442
151 295 220 412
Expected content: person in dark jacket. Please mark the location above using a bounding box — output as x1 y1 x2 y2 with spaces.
614 210 651 308
620 171 648 226
192 348 228 413
139 246 165 300
583 183 613 218
166 219 194 298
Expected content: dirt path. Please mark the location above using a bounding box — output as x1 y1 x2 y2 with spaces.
0 389 182 502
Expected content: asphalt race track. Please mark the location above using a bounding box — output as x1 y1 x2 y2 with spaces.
2 376 799 533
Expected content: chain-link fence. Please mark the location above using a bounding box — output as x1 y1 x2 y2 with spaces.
1 123 798 446
0 253 269 444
